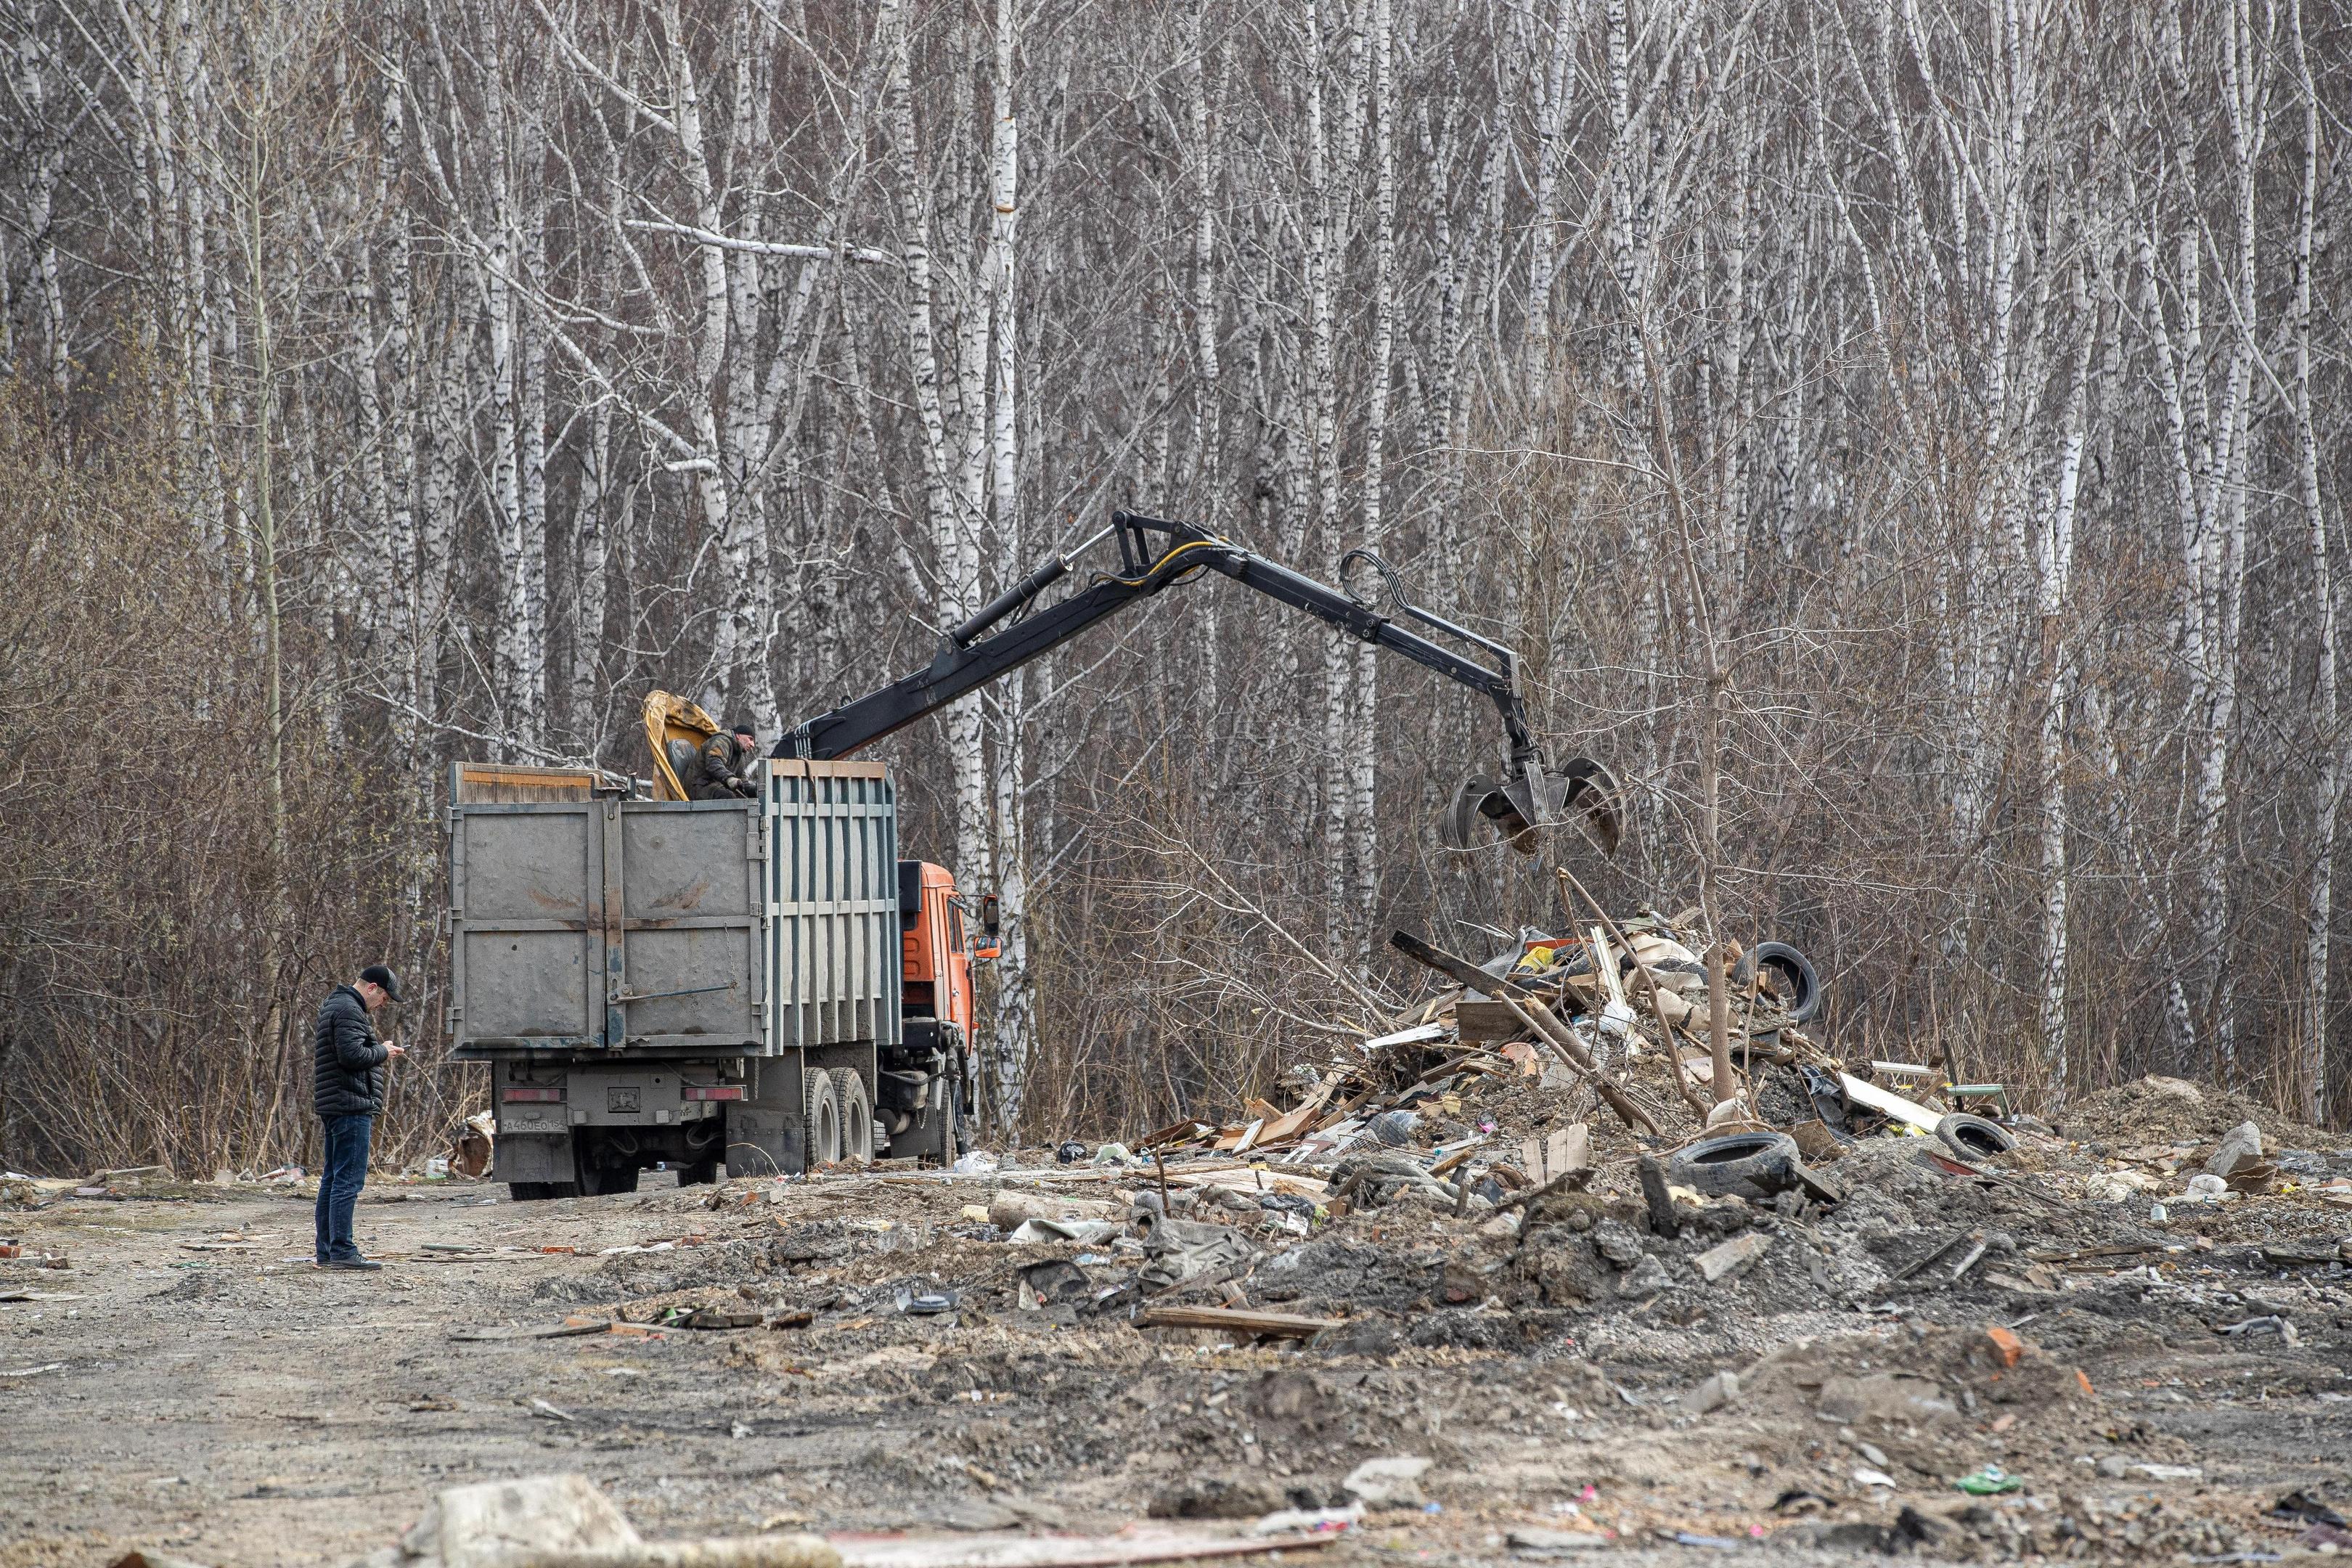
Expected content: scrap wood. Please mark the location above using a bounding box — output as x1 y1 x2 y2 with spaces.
1133 1304 1341 1339
1248 1072 1339 1148
1164 1168 1328 1197
2028 1241 2166 1265
1554 866 1725 1119
1428 1140 1483 1177
449 1316 613 1342
1889 1230 1977 1283
833 1528 1342 1568
1360 1022 1446 1053
1389 931 1659 1136
1839 1072 1943 1132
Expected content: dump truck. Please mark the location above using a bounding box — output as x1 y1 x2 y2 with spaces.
449 510 1620 1196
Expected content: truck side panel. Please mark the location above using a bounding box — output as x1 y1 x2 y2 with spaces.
448 793 602 1050
767 760 897 1053
447 764 763 1056
616 805 764 1048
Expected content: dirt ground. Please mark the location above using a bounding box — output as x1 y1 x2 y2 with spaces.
7 1097 2352 1568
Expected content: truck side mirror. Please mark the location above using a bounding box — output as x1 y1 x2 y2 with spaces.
973 894 1003 961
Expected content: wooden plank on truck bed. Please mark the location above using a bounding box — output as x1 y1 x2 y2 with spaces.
454 764 603 803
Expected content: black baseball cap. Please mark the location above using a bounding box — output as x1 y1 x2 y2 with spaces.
730 719 757 736
359 964 404 1003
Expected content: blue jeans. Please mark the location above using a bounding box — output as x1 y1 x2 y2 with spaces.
315 1114 373 1262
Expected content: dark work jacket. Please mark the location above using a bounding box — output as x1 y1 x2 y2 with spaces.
312 985 388 1118
690 732 756 801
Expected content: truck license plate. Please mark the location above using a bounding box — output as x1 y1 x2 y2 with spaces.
608 1087 641 1114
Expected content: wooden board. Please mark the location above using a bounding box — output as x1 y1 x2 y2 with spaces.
453 764 604 804
1455 1000 1529 1041
1135 1304 1342 1338
1519 1124 1591 1183
1839 1072 1943 1131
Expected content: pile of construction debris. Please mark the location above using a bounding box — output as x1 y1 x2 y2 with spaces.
1133 895 1916 1204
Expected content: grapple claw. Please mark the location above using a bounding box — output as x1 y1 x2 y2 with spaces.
1440 755 1625 857
1442 773 1501 851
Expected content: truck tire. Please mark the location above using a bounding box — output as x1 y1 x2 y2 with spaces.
942 1073 968 1161
804 1071 843 1167
508 1181 579 1202
579 1164 640 1196
1667 1130 1802 1203
834 1071 875 1164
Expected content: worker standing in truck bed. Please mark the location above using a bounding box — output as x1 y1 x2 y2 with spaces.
690 722 760 800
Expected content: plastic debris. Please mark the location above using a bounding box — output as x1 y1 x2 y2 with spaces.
1953 1466 2022 1495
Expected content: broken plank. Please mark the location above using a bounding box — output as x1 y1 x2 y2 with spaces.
1362 1022 1446 1053
1454 999 1530 1042
1249 1074 1339 1148
1133 1304 1341 1339
448 1318 613 1342
1839 1073 1942 1132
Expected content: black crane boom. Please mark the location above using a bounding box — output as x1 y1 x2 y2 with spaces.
774 510 1620 854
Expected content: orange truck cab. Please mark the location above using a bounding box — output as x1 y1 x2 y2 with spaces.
881 861 998 1161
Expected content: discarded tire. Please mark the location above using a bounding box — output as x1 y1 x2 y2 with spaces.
1667 1130 1802 1202
1935 1112 2015 1160
1735 941 1821 1024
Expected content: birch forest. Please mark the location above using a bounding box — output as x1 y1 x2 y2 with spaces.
2 0 2349 1175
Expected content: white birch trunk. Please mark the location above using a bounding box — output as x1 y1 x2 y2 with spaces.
14 33 67 396
1346 0 1396 961
2035 272 2094 1091
2290 0 2335 1122
984 0 1034 1129
1304 0 1349 949
572 399 612 746
173 0 221 561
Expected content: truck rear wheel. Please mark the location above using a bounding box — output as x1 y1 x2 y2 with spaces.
835 1071 874 1164
804 1071 843 1167
508 1181 579 1202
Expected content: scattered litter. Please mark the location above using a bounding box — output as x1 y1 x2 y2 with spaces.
894 1286 957 1315
1953 1466 2022 1495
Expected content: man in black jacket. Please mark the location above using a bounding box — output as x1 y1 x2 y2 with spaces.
689 722 761 800
313 965 407 1270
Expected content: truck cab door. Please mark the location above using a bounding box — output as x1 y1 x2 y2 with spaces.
947 902 978 1044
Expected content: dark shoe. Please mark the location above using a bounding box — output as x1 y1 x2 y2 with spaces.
322 1257 382 1271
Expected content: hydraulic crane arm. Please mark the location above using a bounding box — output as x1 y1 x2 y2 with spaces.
775 511 1620 854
